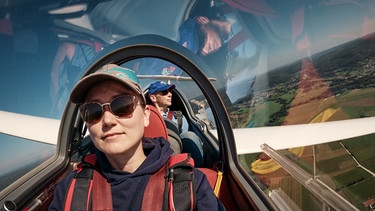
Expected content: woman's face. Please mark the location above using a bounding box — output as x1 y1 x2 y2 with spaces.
85 80 150 156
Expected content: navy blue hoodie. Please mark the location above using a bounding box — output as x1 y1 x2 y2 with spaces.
49 137 224 210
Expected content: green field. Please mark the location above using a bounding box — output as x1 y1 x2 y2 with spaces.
342 133 375 172
341 176 375 209
316 154 355 174
333 167 371 190
336 88 375 118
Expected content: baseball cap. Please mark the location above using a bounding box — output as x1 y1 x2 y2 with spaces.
178 17 200 54
148 81 175 94
70 64 145 104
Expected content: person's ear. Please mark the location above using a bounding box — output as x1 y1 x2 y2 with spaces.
148 94 157 103
143 105 150 127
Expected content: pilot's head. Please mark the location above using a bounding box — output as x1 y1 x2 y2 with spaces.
179 16 229 56
147 81 175 110
148 81 175 95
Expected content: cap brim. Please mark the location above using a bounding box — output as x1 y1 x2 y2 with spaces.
167 84 176 90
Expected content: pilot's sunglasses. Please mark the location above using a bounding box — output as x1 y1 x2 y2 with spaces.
79 95 137 124
158 89 171 96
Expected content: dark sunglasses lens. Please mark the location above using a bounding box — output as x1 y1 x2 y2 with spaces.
162 89 170 95
80 103 103 124
111 96 135 117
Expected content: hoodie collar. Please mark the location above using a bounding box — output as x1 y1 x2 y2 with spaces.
96 137 173 183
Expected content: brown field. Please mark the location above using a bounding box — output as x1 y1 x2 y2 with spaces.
283 58 338 125
284 96 338 124
283 86 375 125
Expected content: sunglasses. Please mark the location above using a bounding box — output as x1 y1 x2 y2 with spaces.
79 95 138 124
157 89 172 96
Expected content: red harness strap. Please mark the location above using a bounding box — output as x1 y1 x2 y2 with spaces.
66 154 195 211
141 164 168 211
92 169 112 211
66 154 112 211
167 110 174 120
142 153 195 211
65 164 95 211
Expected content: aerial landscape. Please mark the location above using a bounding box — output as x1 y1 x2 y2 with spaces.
233 37 375 210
